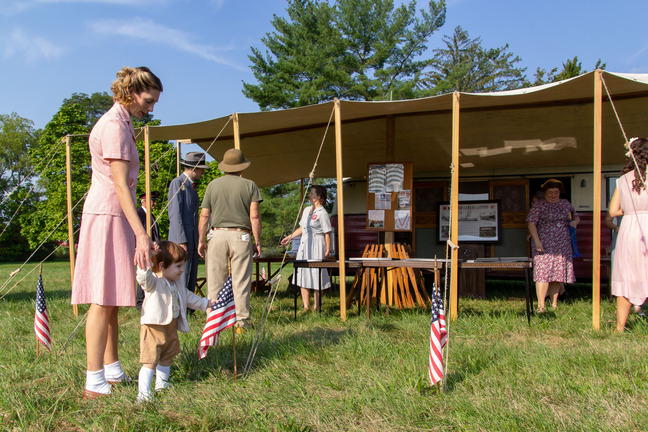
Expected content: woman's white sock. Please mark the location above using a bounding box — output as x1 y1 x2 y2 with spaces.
85 369 112 394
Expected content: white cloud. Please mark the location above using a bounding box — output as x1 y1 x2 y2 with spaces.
0 28 65 62
210 0 225 10
627 43 648 65
90 17 244 70
37 0 147 4
0 0 154 15
0 0 34 14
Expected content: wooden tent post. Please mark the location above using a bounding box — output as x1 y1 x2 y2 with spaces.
592 70 603 330
334 99 347 321
385 115 396 248
449 92 460 322
176 141 182 176
65 135 78 316
233 113 241 150
144 126 152 236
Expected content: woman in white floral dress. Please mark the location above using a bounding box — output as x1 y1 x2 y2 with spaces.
281 186 332 312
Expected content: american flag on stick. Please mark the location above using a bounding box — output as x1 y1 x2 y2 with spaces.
34 274 51 352
428 285 447 385
198 275 236 359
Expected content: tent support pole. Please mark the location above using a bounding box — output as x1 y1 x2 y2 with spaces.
176 141 182 176
65 135 77 316
144 126 152 236
450 92 460 322
334 99 347 321
385 115 395 248
592 71 603 330
233 113 241 150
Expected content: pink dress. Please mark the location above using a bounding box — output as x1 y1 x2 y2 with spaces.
71 103 139 306
526 199 577 283
611 171 648 305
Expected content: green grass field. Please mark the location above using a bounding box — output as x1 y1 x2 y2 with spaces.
1 261 647 431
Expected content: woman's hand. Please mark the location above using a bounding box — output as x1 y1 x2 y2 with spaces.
324 248 331 258
134 233 155 269
535 241 544 253
569 220 579 228
280 236 291 246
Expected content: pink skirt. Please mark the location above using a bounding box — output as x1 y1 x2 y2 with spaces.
71 213 136 306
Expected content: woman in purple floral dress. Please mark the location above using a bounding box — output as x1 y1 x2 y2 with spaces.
527 179 580 312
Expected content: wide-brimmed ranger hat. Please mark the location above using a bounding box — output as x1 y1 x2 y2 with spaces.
181 151 209 169
218 148 251 173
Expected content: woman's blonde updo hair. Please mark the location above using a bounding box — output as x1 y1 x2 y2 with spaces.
110 66 163 106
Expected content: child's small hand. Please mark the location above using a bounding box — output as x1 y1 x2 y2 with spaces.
206 299 217 311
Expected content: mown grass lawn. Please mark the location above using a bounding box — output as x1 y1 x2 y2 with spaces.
1 261 647 431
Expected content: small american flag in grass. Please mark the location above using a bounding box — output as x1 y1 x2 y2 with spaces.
198 275 236 359
34 274 51 352
429 286 447 385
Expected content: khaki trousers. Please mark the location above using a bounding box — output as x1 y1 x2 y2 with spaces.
207 229 252 325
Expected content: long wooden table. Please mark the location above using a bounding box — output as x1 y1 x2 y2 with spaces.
356 258 447 318
358 257 533 324
459 258 533 324
291 260 363 317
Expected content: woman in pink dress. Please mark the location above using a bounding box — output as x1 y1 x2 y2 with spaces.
71 67 162 399
527 179 580 312
609 137 648 332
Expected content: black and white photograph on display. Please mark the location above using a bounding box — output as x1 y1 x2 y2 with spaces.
438 200 501 243
368 209 385 228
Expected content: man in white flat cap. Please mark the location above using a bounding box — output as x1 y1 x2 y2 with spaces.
198 148 262 333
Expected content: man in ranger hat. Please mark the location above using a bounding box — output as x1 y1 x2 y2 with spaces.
198 148 262 333
168 151 209 303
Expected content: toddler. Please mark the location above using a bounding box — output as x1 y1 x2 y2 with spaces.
136 240 214 402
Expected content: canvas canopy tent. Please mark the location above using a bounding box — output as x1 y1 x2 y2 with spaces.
146 71 647 186
134 70 648 325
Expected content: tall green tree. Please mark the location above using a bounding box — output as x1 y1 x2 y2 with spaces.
62 92 114 130
532 56 607 85
419 26 526 95
0 113 42 261
243 0 446 109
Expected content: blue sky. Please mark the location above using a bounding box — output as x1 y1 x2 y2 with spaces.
2 0 648 135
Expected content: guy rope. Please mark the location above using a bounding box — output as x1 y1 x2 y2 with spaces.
242 105 336 378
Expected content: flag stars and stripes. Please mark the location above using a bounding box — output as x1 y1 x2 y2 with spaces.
429 286 447 386
198 275 237 359
34 274 51 352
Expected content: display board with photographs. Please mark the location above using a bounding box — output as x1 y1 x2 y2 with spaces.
366 162 413 231
437 200 502 243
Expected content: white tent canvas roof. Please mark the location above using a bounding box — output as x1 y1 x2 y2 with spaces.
145 71 648 187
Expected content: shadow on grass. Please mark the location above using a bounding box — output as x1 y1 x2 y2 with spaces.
174 326 352 382
1 288 72 302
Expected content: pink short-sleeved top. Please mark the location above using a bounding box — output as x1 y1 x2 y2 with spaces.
84 102 139 216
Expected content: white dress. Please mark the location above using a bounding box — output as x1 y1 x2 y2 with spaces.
295 206 332 290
